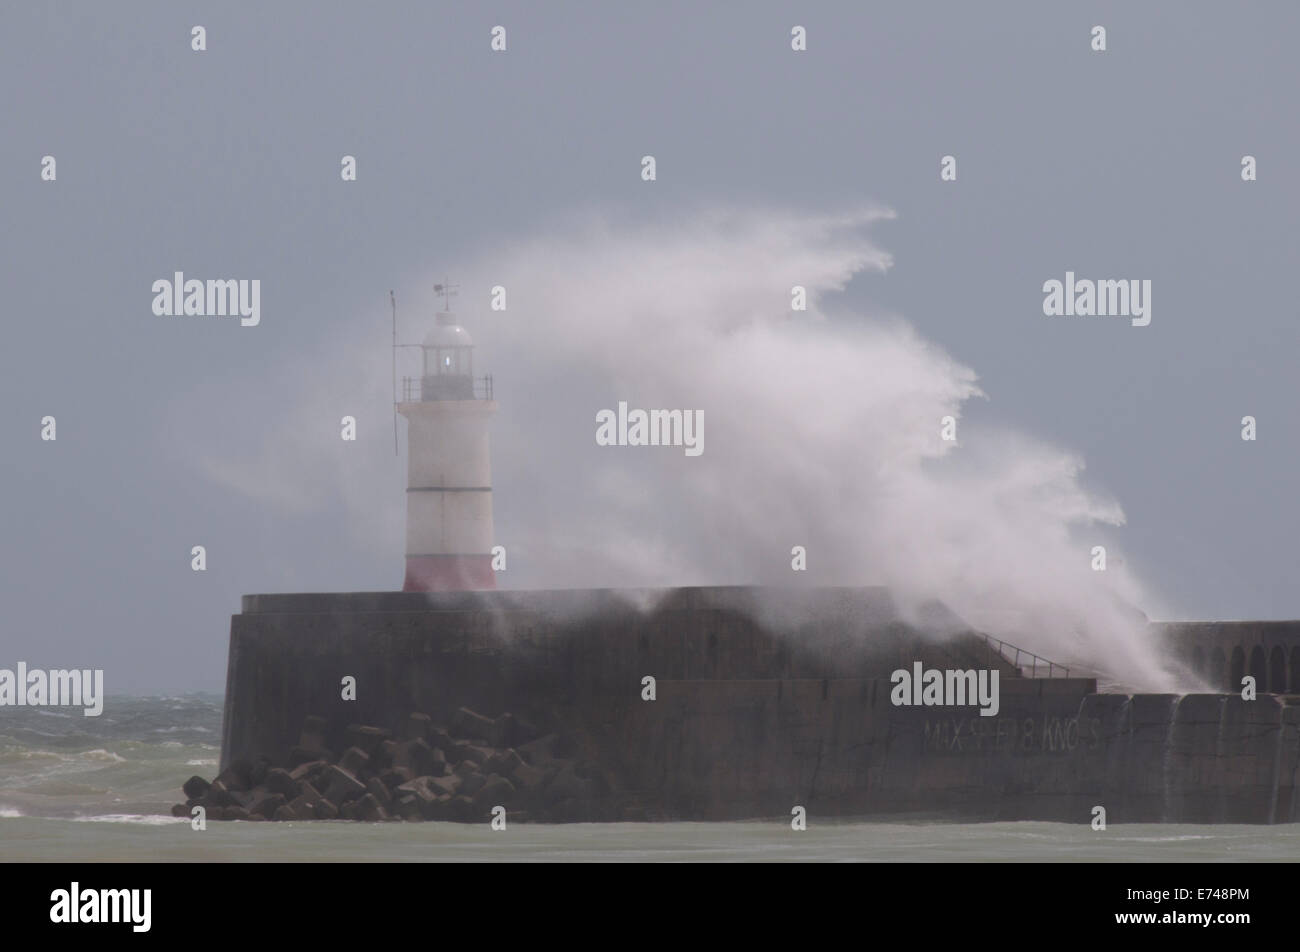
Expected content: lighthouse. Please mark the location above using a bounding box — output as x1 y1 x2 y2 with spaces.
397 286 497 591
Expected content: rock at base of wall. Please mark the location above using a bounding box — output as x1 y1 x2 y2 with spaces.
249 792 286 819
265 767 300 799
320 765 367 805
473 774 517 809
355 793 389 822
338 746 370 776
182 775 211 800
186 707 617 823
366 778 394 811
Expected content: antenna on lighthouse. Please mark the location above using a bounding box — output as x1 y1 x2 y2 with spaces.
390 290 399 456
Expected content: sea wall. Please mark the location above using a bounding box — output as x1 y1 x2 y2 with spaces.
221 587 1003 772
218 589 1300 822
613 683 1300 822
1157 619 1300 694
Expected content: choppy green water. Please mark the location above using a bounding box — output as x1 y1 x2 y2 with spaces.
7 815 1300 862
2 695 1297 862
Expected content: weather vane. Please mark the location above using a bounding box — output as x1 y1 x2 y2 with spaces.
433 279 459 312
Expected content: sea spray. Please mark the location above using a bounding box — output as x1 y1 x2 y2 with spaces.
185 206 1182 690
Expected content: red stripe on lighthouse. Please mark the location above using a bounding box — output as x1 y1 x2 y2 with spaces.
402 555 496 592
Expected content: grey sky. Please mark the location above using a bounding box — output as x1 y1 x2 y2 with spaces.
3 2 1298 693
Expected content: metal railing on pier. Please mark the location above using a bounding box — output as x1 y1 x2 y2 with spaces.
980 634 1070 678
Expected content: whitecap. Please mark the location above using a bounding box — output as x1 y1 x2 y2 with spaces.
81 749 127 763
9 750 62 761
73 814 185 826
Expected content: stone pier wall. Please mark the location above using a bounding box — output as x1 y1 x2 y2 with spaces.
610 682 1300 822
221 587 1003 773
219 589 1300 822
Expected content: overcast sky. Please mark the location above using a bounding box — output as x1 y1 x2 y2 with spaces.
3 2 1298 693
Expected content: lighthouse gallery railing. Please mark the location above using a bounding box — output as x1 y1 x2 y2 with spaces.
400 375 494 402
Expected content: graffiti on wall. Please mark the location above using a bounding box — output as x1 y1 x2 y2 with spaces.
923 715 1102 753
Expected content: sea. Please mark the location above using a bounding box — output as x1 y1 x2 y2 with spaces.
1 694 1296 862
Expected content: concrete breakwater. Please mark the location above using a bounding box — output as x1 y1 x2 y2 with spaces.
214 587 1300 823
178 708 622 822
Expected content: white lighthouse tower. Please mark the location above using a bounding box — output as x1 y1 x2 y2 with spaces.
396 285 497 591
